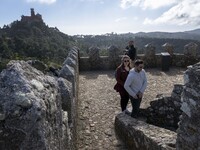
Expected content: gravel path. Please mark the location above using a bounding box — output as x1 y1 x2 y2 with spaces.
77 67 185 150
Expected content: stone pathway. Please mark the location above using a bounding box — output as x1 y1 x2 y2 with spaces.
77 68 184 150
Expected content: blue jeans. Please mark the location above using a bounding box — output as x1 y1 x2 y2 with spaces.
130 95 142 117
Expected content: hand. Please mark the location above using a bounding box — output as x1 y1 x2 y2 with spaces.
133 95 138 99
137 92 143 98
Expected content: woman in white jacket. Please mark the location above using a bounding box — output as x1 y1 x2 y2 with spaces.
124 59 147 118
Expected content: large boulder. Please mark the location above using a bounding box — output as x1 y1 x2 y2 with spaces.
0 60 71 150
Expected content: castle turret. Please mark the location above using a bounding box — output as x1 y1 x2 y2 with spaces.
31 8 35 17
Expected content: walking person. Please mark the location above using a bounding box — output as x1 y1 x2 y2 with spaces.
124 59 147 118
125 40 137 68
114 55 131 112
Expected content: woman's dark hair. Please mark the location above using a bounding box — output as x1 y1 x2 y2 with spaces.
134 59 144 66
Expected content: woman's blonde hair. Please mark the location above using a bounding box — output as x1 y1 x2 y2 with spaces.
117 55 131 69
121 55 130 62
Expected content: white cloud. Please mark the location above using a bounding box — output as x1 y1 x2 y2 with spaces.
115 17 127 22
120 0 200 27
80 0 104 4
143 0 200 26
120 0 177 9
26 0 56 4
120 0 141 9
142 0 177 9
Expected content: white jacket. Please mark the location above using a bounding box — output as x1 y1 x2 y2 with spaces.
124 68 147 97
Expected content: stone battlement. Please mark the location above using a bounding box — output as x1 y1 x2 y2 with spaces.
79 42 200 71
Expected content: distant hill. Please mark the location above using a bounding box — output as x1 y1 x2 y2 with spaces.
0 9 76 70
134 30 200 41
184 28 200 35
74 28 200 56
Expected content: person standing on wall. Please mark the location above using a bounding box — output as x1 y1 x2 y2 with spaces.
124 59 147 118
114 55 131 112
125 40 137 68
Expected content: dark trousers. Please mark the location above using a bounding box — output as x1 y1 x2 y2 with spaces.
130 96 142 117
119 91 129 111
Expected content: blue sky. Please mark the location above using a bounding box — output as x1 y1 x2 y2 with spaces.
0 0 200 35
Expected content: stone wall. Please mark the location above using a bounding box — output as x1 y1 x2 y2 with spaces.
144 84 183 130
115 113 177 150
176 62 200 150
79 42 200 71
0 47 79 150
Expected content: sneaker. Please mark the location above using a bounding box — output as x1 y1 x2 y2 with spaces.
131 114 138 118
124 110 131 115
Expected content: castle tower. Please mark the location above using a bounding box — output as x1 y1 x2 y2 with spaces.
31 8 35 16
21 8 43 22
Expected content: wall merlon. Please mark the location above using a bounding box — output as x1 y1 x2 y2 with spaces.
115 113 177 150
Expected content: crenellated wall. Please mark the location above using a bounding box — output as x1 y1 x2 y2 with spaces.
0 47 79 150
59 46 79 150
176 62 200 150
79 42 200 71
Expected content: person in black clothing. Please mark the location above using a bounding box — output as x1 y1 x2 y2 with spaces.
125 40 136 67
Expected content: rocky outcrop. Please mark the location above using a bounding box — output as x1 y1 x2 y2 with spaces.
0 47 79 150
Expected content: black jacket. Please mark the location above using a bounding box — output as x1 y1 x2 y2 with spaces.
126 45 136 60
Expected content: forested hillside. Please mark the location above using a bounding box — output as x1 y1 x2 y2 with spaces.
0 19 76 70
135 37 200 54
74 31 200 56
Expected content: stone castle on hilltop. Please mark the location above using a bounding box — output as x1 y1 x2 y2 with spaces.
21 8 43 22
